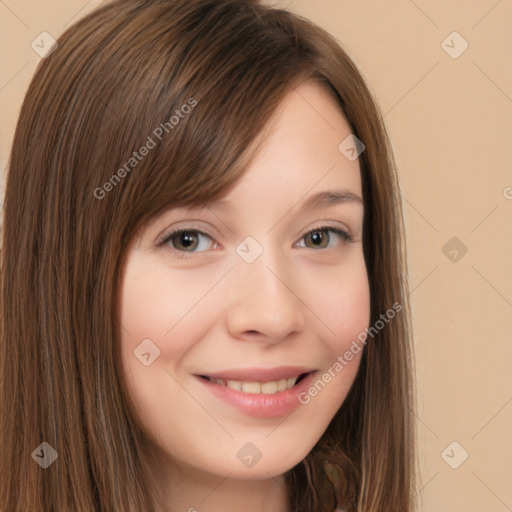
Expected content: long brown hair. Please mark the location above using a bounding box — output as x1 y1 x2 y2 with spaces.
0 0 416 510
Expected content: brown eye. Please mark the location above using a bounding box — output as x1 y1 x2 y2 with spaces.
163 229 213 253
304 229 330 249
171 231 199 251
299 227 352 250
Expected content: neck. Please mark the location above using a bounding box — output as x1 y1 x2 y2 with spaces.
163 473 289 512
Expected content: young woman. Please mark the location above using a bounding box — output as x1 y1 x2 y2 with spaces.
0 1 416 510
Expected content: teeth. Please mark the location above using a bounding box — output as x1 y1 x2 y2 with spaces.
226 380 242 391
276 378 287 392
242 382 261 394
206 376 300 394
261 381 278 394
286 377 297 388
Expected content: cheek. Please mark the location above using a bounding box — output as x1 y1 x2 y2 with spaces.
117 264 221 446
305 254 371 355
290 255 369 413
118 264 218 371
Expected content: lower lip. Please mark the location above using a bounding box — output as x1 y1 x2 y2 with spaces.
195 372 317 419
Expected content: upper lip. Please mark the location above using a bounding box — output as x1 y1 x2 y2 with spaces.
196 366 315 382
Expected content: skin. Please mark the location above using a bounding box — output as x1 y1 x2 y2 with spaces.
118 80 370 512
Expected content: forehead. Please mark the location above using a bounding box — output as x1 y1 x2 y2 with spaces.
203 81 363 210
135 80 365 243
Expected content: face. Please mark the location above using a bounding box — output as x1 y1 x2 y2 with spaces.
118 81 370 482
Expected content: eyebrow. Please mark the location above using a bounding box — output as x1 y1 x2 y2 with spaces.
204 189 363 211
299 189 363 210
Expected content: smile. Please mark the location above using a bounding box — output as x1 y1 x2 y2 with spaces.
195 367 317 418
199 373 310 394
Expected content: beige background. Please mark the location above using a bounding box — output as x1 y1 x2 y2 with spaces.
1 1 511 510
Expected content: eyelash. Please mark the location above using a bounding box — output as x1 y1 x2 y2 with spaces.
159 225 353 260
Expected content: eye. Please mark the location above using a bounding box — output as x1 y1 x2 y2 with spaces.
162 229 215 258
295 226 352 250
159 225 353 259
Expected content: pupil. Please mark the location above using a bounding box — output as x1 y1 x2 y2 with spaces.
311 231 326 246
179 232 197 250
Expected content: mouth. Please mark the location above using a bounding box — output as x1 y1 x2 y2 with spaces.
197 371 312 395
195 368 318 418
194 367 318 418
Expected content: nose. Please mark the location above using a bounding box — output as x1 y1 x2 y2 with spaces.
225 248 307 343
